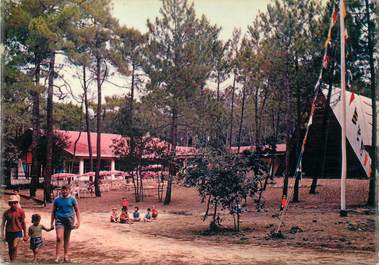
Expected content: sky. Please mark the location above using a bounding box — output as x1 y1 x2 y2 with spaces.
60 0 273 102
112 0 271 41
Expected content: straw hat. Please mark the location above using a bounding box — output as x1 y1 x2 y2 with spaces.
8 195 19 203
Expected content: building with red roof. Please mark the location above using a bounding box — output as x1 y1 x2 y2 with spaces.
17 129 286 178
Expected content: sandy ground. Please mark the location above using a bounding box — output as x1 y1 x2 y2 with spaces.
0 178 377 264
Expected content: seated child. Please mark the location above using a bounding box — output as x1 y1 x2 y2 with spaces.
133 207 141 222
110 208 119 223
144 208 152 222
28 214 54 263
119 209 129 224
151 206 158 219
121 197 128 211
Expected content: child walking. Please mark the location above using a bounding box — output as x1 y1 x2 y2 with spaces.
1 195 28 262
28 214 54 262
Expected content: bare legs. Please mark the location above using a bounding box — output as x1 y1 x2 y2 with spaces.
8 237 21 262
63 228 72 261
55 228 64 262
55 227 72 262
32 248 39 262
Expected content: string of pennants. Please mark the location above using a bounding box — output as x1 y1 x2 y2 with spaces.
276 0 347 233
295 0 346 188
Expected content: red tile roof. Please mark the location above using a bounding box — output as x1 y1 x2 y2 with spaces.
55 130 286 159
55 130 124 159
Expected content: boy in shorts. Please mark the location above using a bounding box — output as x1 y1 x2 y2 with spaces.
51 185 80 263
28 214 54 262
1 195 28 261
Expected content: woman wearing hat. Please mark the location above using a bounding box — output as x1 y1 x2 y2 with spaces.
1 195 28 261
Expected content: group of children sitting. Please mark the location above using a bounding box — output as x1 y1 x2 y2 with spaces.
110 197 159 223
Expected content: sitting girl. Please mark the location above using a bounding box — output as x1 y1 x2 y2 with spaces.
144 208 152 222
110 208 119 223
133 207 141 222
119 209 129 224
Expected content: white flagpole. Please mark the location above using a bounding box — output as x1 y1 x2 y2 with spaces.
340 0 347 217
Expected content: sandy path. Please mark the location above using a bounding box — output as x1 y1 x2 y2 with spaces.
30 210 373 265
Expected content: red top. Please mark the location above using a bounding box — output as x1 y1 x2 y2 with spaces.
121 199 128 208
152 208 158 217
281 198 288 208
3 207 25 232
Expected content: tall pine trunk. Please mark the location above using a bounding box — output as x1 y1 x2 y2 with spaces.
228 74 236 148
129 63 136 185
366 0 376 207
254 88 259 145
216 72 220 102
164 106 177 205
237 86 246 154
83 65 93 172
282 53 291 197
44 51 55 203
30 56 41 197
94 53 102 197
292 58 301 202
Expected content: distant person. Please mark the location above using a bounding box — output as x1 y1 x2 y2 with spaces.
133 207 140 222
280 195 288 211
13 188 21 208
51 185 80 263
87 180 94 196
119 209 129 224
1 195 28 262
28 214 54 263
110 208 119 223
121 197 128 211
151 206 158 220
144 208 152 222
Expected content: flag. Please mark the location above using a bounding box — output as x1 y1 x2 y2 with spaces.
332 7 337 25
349 90 355 105
324 30 332 48
342 0 347 18
323 52 329 69
364 153 368 166
368 166 372 178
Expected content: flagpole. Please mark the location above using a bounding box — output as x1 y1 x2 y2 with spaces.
340 0 348 217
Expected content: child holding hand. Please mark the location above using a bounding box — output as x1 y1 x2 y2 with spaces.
28 214 54 262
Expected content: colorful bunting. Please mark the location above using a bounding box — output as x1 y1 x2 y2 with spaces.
364 153 368 166
344 28 348 40
342 0 347 18
349 90 355 105
332 6 337 25
323 52 329 69
324 31 332 48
